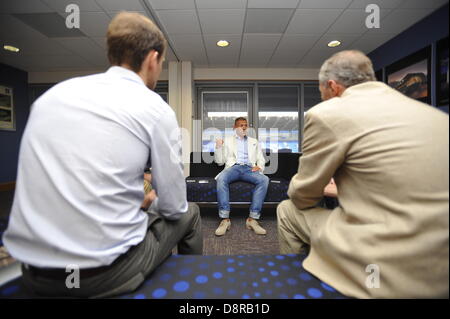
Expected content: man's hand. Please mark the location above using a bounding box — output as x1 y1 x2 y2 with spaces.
252 166 261 172
141 189 157 211
216 139 224 148
324 178 338 198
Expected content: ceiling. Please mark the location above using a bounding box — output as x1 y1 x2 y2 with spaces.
0 0 448 72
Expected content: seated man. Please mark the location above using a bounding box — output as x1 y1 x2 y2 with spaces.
277 50 449 298
3 12 202 298
214 117 269 236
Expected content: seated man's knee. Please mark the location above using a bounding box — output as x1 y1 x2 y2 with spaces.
277 200 293 220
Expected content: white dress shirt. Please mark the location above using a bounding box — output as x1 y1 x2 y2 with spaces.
4 66 188 268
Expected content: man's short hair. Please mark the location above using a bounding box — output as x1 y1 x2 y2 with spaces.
318 50 376 88
234 117 247 125
107 12 167 72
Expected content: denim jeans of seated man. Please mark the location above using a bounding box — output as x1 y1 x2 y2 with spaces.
216 164 269 219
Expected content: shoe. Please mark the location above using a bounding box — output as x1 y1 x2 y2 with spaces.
246 218 266 235
215 219 231 236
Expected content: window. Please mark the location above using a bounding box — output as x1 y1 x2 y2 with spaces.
195 82 320 153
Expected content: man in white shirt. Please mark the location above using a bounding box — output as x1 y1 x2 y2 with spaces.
3 12 202 298
214 117 269 236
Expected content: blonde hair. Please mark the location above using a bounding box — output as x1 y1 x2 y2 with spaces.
107 12 167 72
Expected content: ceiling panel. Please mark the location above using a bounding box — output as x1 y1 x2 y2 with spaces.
78 12 111 37
169 34 208 65
247 0 300 9
329 8 392 34
398 0 448 9
195 0 247 9
198 9 245 34
203 34 241 66
239 34 281 66
156 10 201 34
298 48 338 68
245 9 294 33
1 35 73 55
0 14 50 39
310 33 361 51
348 0 404 9
0 0 53 14
286 9 343 34
54 37 107 66
349 33 397 53
95 0 146 12
147 0 196 10
41 0 103 13
299 0 352 9
268 34 320 66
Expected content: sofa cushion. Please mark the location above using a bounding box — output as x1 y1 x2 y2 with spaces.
186 177 289 203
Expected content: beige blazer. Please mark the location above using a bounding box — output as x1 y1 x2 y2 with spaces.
288 81 449 298
214 135 266 177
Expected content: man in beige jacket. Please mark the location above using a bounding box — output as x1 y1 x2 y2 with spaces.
277 50 449 298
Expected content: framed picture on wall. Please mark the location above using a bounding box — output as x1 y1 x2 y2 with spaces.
436 37 449 106
0 85 15 131
386 46 431 104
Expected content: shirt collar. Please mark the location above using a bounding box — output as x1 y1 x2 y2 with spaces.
235 133 248 140
106 66 146 86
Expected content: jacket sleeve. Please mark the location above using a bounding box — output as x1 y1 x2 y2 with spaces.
214 138 226 166
256 140 266 173
288 111 346 210
148 110 188 220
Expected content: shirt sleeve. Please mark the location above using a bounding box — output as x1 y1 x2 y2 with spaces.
288 111 346 210
148 109 188 220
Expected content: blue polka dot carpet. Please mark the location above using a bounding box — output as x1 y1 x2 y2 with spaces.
0 254 347 299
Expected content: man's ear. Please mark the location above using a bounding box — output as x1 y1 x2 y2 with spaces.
144 50 159 71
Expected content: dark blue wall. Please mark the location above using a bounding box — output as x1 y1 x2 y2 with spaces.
369 3 449 112
0 63 29 183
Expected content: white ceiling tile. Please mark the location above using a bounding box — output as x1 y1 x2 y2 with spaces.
398 0 449 9
78 12 111 37
350 33 397 53
42 0 103 13
195 0 247 9
156 10 201 34
203 34 241 66
1 36 73 55
247 0 300 9
269 34 320 65
54 37 106 65
310 33 362 51
298 48 336 68
329 8 391 33
239 34 281 66
90 37 107 49
299 0 353 9
198 9 245 34
245 9 294 33
286 9 343 34
147 0 196 10
0 14 47 38
0 0 53 14
169 34 208 64
95 0 145 12
349 0 404 9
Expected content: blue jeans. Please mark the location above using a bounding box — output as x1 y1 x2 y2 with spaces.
216 165 269 219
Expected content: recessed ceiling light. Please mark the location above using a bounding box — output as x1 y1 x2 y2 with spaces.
3 45 20 53
328 40 341 48
217 40 230 47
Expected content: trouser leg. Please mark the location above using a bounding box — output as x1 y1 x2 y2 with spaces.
277 199 331 254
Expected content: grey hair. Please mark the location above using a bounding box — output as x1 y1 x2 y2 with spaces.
318 50 377 88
